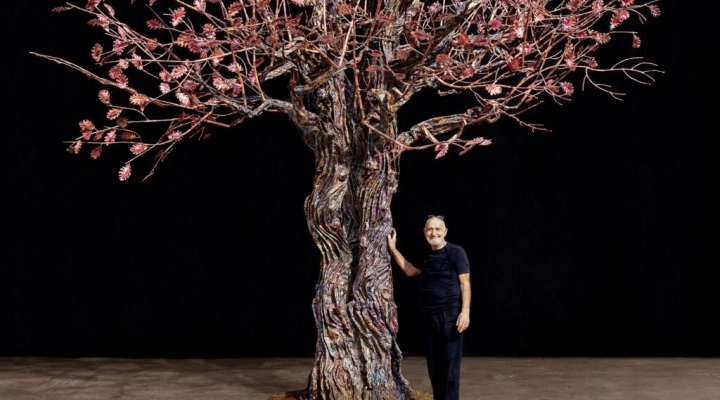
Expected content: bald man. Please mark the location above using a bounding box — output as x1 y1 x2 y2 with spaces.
388 216 471 400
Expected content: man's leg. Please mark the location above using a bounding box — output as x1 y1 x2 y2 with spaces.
423 311 448 400
444 307 463 400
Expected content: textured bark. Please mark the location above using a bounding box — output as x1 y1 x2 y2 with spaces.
295 74 411 399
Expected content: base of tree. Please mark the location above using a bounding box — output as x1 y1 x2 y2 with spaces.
269 389 434 400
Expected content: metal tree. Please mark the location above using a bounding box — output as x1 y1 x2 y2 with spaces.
33 0 660 398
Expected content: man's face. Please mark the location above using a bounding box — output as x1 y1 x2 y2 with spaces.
424 218 447 248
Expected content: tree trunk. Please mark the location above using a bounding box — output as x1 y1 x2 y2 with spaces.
304 149 411 400
296 78 413 399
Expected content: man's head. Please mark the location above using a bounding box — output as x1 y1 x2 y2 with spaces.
424 215 448 250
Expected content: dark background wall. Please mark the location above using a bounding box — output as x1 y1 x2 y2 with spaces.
2 1 713 358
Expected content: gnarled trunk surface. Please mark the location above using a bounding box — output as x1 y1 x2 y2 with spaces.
294 75 412 399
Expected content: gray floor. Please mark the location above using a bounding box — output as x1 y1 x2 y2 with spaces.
0 357 718 400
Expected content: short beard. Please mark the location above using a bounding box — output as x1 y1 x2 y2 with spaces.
427 237 444 246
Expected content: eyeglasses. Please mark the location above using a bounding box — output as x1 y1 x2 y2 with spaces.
427 215 445 220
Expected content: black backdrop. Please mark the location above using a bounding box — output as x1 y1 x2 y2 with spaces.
2 1 713 358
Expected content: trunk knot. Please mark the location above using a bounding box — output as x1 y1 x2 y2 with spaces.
337 164 349 181
365 158 379 170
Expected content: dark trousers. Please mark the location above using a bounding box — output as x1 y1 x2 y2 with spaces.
422 306 463 400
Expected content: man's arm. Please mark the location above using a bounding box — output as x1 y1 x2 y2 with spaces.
456 273 471 333
387 228 421 277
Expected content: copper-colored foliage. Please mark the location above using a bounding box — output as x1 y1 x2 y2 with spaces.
36 0 660 180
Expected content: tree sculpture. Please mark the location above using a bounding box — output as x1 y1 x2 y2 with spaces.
34 0 660 398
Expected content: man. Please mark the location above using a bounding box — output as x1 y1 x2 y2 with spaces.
387 215 471 400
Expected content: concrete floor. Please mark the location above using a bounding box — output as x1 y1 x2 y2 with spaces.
0 357 718 400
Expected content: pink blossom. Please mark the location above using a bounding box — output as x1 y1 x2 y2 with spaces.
71 140 82 154
79 120 95 140
112 39 129 55
561 16 578 31
91 43 103 62
85 0 100 11
88 16 110 32
213 75 231 91
459 137 492 155
147 19 164 30
648 5 661 17
434 143 449 159
129 94 150 109
516 43 533 55
116 74 128 88
567 0 582 10
610 9 630 30
104 130 117 143
632 35 641 49
130 143 147 155
176 92 191 106
103 3 116 16
170 66 187 79
182 80 200 92
118 164 132 181
592 0 604 14
109 66 124 80
467 137 491 147
594 32 611 44
98 90 111 104
171 7 186 27
461 66 474 79
168 130 183 140
564 43 576 70
107 108 122 120
131 54 143 69
248 70 258 86
231 84 242 98
90 146 103 160
159 71 171 82
486 84 502 96
584 57 598 68
202 24 216 40
560 82 574 95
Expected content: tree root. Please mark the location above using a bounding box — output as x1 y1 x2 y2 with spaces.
269 389 434 400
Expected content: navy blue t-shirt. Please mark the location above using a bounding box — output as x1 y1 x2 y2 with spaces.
419 242 470 313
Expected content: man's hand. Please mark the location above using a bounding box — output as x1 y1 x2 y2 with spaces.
456 310 470 333
387 229 421 277
457 273 471 333
388 228 397 251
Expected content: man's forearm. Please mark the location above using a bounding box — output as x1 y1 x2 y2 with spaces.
390 248 420 277
390 247 404 266
459 276 471 312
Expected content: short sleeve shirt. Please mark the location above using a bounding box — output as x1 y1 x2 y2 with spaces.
419 242 470 313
